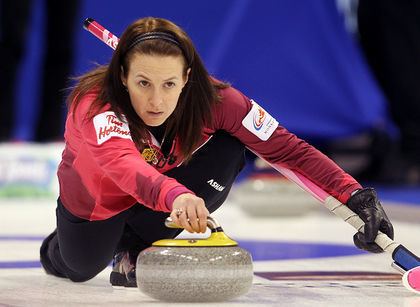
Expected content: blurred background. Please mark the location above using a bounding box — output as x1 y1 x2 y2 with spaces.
2 3 420 305
1 0 420 199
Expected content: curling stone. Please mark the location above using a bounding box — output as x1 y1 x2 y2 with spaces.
136 216 253 302
233 174 318 217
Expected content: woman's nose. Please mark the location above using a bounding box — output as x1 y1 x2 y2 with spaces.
149 88 164 106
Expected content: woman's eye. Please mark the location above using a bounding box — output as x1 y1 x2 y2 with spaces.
165 82 176 88
138 80 149 87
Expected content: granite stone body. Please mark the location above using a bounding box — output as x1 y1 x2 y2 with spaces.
136 245 253 302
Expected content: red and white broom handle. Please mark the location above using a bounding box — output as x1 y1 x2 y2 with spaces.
83 18 119 50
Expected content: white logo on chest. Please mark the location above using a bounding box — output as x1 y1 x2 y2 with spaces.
207 179 225 191
93 111 131 145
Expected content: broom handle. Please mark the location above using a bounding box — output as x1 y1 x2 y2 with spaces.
248 149 399 253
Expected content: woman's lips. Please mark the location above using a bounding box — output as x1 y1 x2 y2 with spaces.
147 111 163 117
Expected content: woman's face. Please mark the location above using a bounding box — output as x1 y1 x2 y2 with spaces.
121 53 189 126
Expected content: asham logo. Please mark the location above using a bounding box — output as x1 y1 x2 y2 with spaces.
207 179 225 191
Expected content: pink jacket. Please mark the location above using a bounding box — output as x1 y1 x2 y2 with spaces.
58 86 361 220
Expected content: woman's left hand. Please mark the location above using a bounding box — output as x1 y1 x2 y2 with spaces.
346 188 394 253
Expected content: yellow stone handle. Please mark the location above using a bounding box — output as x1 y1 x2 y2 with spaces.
165 215 222 232
153 216 238 247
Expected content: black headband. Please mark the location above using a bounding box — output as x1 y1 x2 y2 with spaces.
126 31 191 67
127 31 181 51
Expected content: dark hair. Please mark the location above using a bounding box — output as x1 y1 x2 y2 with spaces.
68 17 228 160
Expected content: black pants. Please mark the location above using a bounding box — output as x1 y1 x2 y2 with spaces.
41 131 245 282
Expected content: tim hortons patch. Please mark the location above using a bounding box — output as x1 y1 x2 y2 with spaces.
93 111 132 145
242 100 278 141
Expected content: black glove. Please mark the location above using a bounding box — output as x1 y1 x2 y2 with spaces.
346 188 394 253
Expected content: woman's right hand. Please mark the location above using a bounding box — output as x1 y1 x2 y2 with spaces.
170 193 209 233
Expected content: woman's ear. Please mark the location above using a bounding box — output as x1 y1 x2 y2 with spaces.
183 68 191 86
120 65 127 87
